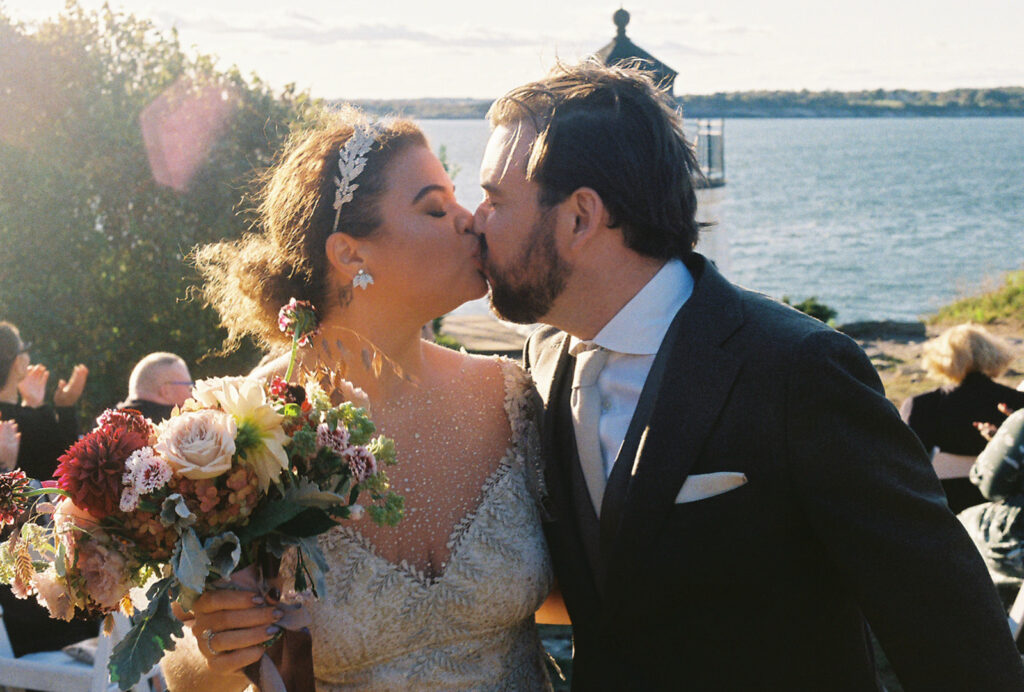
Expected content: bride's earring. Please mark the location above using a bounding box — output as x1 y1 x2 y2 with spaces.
352 268 374 290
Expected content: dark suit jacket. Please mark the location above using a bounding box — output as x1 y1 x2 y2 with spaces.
525 254 1024 691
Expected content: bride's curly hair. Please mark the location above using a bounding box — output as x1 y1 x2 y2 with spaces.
195 107 427 352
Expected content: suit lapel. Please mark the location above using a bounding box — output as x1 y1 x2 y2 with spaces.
601 256 745 604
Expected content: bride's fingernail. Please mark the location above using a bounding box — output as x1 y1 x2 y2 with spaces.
266 625 281 635
252 596 265 605
272 609 284 620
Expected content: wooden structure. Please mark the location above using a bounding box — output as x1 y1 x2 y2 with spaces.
593 8 726 188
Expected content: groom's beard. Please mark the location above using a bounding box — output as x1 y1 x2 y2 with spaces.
483 209 569 324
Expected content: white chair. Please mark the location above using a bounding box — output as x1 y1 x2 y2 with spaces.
0 604 161 692
930 447 976 480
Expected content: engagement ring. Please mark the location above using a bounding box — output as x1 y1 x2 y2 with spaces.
203 628 219 656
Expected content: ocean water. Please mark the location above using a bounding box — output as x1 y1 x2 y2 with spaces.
420 117 1024 324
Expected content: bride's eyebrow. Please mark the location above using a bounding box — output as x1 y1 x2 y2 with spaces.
412 184 448 203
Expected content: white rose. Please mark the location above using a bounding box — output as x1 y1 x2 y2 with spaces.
155 409 236 479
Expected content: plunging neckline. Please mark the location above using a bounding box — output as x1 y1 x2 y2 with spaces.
327 454 516 586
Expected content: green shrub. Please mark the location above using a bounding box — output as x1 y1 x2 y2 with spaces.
783 296 838 324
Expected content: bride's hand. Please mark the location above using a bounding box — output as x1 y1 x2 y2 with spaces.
190 588 283 675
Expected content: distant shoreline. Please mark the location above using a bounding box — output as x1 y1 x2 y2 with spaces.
344 87 1024 120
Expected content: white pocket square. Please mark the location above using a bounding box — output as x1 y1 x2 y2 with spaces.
675 472 748 504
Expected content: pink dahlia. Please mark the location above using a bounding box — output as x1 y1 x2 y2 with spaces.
55 426 149 518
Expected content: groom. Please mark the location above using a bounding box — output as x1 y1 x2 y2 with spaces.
474 62 1024 690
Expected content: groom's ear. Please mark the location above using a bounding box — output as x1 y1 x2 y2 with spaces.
325 232 364 282
564 187 609 253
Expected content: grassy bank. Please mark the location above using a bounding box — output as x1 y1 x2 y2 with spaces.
929 270 1024 325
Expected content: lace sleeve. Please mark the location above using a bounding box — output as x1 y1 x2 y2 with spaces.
497 358 548 513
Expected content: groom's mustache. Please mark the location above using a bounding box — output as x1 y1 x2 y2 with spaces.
476 232 489 262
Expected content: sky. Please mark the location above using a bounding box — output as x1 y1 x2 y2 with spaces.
4 0 1024 99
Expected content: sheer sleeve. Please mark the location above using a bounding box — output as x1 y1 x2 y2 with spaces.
498 358 548 513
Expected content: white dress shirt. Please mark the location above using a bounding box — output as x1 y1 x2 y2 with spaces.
568 259 694 479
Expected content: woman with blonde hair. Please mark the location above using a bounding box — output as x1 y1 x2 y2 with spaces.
900 323 1024 511
160 109 553 691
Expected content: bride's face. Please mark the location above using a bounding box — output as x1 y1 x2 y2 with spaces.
360 145 486 318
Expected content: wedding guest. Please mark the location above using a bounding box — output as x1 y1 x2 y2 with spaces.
116 351 193 422
900 323 1024 510
0 321 96 656
0 321 87 479
959 409 1024 608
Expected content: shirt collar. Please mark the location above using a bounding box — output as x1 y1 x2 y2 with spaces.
569 258 694 356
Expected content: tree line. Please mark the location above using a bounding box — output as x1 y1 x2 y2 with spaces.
348 87 1024 120
0 3 319 417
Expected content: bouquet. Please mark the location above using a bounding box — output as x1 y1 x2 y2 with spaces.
0 299 403 690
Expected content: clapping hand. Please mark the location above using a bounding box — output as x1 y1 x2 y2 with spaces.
53 364 88 407
973 403 1018 442
0 418 19 471
17 364 49 408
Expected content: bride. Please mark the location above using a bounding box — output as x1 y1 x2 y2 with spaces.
160 109 553 690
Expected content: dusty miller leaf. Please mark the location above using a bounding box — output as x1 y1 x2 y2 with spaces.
108 578 183 690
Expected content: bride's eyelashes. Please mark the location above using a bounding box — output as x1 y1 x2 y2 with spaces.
428 210 447 218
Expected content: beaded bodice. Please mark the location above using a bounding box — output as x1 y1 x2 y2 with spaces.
302 358 553 690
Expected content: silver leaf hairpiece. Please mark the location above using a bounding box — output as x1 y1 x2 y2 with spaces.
331 122 382 233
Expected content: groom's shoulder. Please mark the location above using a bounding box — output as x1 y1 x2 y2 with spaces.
524 325 566 368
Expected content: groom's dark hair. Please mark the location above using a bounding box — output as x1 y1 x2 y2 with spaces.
488 60 705 260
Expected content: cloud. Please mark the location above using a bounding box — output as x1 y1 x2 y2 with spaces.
150 9 549 51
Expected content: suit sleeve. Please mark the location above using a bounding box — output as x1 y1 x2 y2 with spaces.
783 329 1024 691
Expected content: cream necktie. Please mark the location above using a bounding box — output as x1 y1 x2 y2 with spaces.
570 342 611 515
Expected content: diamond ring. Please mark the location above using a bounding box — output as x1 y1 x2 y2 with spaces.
202 628 219 656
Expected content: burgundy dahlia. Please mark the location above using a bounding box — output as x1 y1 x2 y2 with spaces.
54 426 149 518
95 408 154 436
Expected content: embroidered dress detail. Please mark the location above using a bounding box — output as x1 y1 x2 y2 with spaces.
293 358 553 690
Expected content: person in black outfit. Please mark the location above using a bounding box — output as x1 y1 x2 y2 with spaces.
900 323 1024 512
0 321 96 657
116 351 193 423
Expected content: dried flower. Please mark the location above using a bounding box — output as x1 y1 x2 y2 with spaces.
55 426 149 518
0 470 33 528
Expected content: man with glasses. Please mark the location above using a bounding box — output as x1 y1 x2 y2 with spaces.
117 351 193 422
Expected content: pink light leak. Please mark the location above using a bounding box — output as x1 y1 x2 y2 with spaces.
139 78 236 192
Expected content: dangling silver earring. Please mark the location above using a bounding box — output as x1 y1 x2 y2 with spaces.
352 268 374 290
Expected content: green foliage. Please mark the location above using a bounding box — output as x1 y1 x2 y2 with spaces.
0 3 320 419
108 577 183 690
929 270 1024 324
783 296 838 324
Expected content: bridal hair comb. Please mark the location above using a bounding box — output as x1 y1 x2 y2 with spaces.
331 121 382 233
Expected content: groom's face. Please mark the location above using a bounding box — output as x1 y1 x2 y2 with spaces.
475 124 570 324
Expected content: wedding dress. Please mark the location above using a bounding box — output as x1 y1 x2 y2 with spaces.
297 358 554 691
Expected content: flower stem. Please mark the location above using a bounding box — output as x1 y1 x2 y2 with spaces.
284 334 299 383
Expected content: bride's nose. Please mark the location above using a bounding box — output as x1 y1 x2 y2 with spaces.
453 203 474 235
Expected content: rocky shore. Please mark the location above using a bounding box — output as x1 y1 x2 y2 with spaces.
849 319 1024 406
